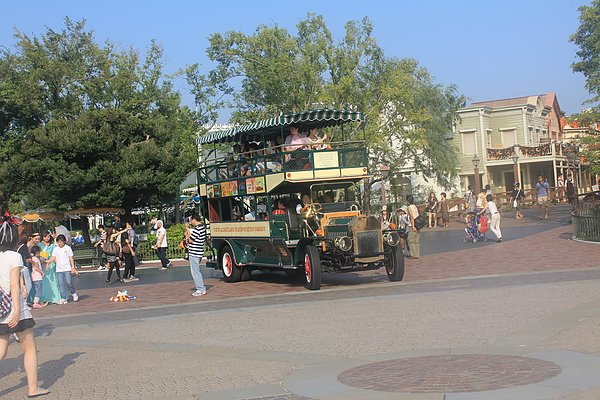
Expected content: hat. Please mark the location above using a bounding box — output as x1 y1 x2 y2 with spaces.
399 205 408 214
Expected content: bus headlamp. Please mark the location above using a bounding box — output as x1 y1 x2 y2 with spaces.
335 236 353 252
384 232 400 246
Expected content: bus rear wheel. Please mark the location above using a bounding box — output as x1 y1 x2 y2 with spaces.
221 245 242 283
304 245 321 290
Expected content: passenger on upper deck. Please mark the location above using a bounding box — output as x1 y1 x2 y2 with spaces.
296 193 312 214
284 125 309 152
306 128 329 150
272 199 287 215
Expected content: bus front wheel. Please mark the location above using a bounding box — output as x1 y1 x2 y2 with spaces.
304 246 321 290
221 245 242 283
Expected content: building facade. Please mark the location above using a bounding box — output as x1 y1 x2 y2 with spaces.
453 93 586 194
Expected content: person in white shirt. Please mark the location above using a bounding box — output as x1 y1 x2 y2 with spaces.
479 194 502 242
152 220 171 269
0 219 50 398
45 234 79 304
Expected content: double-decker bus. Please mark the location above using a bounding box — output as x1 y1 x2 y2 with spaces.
196 109 404 290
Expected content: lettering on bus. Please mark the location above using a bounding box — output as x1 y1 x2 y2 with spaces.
211 222 270 237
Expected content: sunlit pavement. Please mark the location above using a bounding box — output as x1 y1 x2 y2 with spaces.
3 204 600 399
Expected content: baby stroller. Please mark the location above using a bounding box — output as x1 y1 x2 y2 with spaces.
463 212 488 243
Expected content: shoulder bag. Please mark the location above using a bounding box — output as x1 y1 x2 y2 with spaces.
0 288 12 319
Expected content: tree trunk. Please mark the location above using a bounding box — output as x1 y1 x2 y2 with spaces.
81 216 92 247
363 179 371 213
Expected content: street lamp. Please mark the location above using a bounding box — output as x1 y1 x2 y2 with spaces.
512 152 520 185
471 154 481 195
379 165 390 221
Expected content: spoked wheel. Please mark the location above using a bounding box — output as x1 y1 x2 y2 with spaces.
385 246 405 282
221 245 242 283
304 245 321 290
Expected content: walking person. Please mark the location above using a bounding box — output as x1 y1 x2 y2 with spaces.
103 227 124 285
511 182 525 219
122 222 138 280
0 218 51 398
464 185 476 213
536 175 550 219
566 174 576 211
440 192 450 228
427 192 439 228
38 231 61 304
153 220 171 269
187 214 207 297
29 246 47 309
479 194 502 242
45 235 79 304
406 195 421 259
94 225 107 271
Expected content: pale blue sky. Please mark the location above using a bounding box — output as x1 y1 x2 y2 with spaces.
2 0 592 121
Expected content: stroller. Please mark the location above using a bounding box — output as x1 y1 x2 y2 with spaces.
463 212 488 243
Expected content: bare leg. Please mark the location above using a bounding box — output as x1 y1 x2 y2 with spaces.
0 334 8 360
18 328 49 397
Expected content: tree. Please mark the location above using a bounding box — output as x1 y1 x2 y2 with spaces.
570 0 600 176
0 19 197 229
203 14 465 208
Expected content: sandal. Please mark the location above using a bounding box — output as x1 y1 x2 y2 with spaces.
28 389 50 398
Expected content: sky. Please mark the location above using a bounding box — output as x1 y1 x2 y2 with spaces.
1 0 593 122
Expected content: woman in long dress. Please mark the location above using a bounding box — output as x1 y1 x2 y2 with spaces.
38 231 61 304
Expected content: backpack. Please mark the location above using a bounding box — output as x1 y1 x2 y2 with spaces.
410 205 428 230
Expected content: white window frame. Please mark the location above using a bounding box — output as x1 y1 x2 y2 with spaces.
460 129 477 155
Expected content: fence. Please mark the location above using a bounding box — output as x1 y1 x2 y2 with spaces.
136 241 185 261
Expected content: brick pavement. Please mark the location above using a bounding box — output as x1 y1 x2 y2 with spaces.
30 223 598 319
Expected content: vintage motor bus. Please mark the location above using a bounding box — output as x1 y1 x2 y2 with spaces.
196 109 404 290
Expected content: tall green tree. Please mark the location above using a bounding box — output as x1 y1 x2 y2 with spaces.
203 14 465 207
0 19 197 223
570 0 600 175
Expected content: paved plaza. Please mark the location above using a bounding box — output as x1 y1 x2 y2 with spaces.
2 205 600 399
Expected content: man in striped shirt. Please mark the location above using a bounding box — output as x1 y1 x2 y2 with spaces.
187 214 207 296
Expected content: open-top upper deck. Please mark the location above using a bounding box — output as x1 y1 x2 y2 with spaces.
196 109 369 197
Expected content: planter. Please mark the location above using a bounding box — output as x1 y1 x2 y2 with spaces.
572 208 600 243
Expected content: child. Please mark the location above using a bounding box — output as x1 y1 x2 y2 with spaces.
45 234 79 304
30 245 46 309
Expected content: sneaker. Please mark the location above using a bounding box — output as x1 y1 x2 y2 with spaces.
161 267 168 270
97 266 106 271
72 293 79 302
12 333 19 343
167 261 173 268
33 303 43 309
128 276 139 281
192 290 207 297
57 299 68 305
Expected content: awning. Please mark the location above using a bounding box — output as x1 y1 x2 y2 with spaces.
196 109 364 145
64 207 124 219
18 212 65 223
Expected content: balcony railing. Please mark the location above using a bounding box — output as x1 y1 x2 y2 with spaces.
486 142 578 161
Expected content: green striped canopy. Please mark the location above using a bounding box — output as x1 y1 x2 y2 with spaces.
196 109 364 145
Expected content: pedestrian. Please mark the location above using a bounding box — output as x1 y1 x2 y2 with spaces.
0 218 51 398
440 192 450 228
38 231 61 304
16 234 34 306
479 194 502 242
187 213 207 297
44 234 79 304
397 206 411 257
121 222 137 281
94 225 107 271
103 227 124 285
511 182 526 220
152 220 171 269
476 188 488 213
427 192 439 229
406 194 421 259
535 175 550 219
30 246 47 309
464 185 476 213
566 174 576 210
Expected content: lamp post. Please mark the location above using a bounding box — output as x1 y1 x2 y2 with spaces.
512 152 520 186
379 165 390 221
471 154 481 195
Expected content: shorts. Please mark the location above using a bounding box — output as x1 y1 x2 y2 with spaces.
0 318 36 335
537 196 548 206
